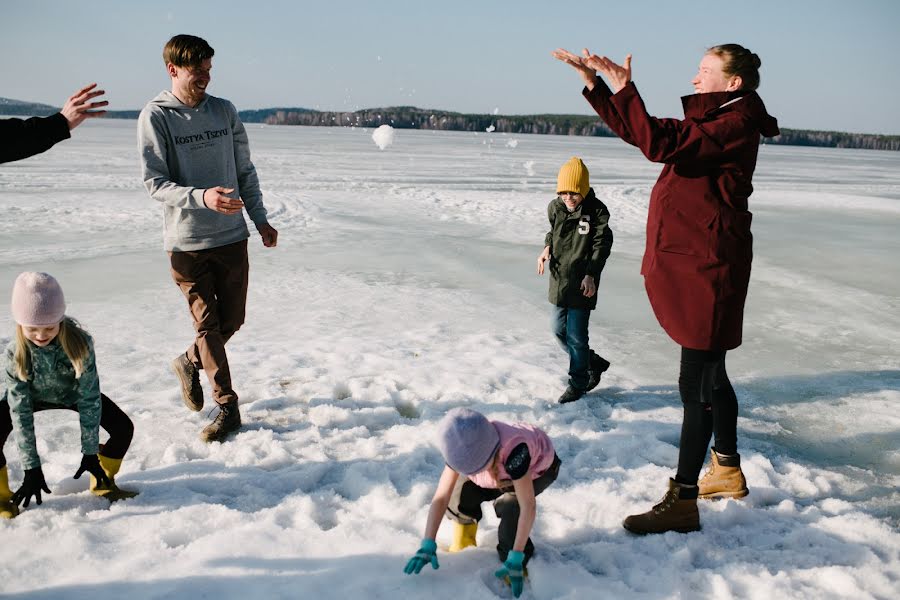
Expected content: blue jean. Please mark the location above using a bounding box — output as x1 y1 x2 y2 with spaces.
552 306 591 390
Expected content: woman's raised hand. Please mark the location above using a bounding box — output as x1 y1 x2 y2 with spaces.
582 49 632 93
551 48 599 90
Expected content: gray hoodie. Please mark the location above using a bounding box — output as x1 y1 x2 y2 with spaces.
138 91 268 251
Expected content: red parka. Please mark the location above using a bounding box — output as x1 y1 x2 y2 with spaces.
584 80 779 350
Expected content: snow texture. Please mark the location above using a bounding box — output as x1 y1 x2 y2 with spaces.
0 121 897 599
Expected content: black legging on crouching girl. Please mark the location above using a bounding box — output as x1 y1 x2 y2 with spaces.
0 394 133 469
675 348 739 486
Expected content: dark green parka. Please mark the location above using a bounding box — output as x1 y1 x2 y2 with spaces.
544 188 613 310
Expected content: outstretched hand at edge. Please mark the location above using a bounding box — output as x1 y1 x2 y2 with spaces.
61 83 108 130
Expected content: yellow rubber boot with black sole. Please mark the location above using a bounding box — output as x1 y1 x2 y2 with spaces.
699 448 749 500
448 521 478 552
90 455 139 502
1 466 19 519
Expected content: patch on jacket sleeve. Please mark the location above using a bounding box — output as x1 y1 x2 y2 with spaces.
504 443 532 480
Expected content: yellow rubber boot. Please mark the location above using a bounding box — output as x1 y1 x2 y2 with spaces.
448 521 478 552
1 466 20 519
90 455 139 502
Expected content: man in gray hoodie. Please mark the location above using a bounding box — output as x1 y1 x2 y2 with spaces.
138 34 278 442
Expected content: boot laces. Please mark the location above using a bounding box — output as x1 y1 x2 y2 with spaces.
206 404 231 422
652 488 678 514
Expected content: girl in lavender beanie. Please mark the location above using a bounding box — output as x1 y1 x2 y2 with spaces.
404 407 561 598
0 272 138 520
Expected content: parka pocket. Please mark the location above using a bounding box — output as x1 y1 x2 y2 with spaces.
657 195 718 258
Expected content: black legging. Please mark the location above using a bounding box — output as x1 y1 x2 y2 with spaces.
0 394 133 468
675 347 739 485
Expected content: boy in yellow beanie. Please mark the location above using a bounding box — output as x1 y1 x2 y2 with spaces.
537 157 614 403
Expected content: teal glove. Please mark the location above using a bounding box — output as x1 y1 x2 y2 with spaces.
494 550 526 598
403 538 439 575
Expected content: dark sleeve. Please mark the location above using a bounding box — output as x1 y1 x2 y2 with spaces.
588 201 613 279
582 80 638 146
609 82 752 165
0 113 71 164
543 201 555 249
504 443 532 480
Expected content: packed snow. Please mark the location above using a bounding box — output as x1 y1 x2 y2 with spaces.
371 124 395 150
0 120 897 599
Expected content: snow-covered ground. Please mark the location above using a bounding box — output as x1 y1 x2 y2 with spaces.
0 120 897 599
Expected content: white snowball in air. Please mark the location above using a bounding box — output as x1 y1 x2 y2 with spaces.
372 125 395 150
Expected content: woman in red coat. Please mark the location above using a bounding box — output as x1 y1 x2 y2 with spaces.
554 44 779 534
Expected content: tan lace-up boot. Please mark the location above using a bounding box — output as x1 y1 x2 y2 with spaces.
699 448 749 500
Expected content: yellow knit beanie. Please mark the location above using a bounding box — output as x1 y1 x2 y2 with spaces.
557 157 590 197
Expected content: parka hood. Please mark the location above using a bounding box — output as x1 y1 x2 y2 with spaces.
682 90 780 138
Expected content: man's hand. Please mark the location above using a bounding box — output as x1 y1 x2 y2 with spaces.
203 187 244 214
61 83 108 130
537 246 551 275
257 223 278 247
581 275 596 298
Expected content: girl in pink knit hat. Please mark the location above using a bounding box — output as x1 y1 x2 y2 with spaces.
403 407 561 598
0 272 137 519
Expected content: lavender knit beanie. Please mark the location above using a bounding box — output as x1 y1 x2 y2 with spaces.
436 407 500 475
10 272 67 327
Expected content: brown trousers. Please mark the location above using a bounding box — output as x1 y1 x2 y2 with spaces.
169 239 249 405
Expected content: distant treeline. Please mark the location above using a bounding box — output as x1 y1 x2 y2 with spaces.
244 106 900 151
4 99 898 151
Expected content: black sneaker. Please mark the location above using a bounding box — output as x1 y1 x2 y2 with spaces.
586 354 611 391
172 353 204 412
200 402 242 442
557 386 585 404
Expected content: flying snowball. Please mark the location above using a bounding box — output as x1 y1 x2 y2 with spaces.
372 125 395 150
486 125 495 133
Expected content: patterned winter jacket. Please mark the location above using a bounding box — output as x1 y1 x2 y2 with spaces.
2 335 101 469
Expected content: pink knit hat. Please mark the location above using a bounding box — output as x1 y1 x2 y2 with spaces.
10 272 67 327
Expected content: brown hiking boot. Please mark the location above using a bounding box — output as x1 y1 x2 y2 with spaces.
200 402 242 443
172 353 204 412
623 478 700 534
699 449 749 500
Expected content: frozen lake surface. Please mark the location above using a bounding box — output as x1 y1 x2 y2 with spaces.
0 120 897 599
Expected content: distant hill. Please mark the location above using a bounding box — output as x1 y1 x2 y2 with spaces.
3 98 898 151
0 98 58 116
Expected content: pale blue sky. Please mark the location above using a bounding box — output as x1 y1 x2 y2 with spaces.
2 0 898 134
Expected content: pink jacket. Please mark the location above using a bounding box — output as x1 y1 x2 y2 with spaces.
468 421 555 489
